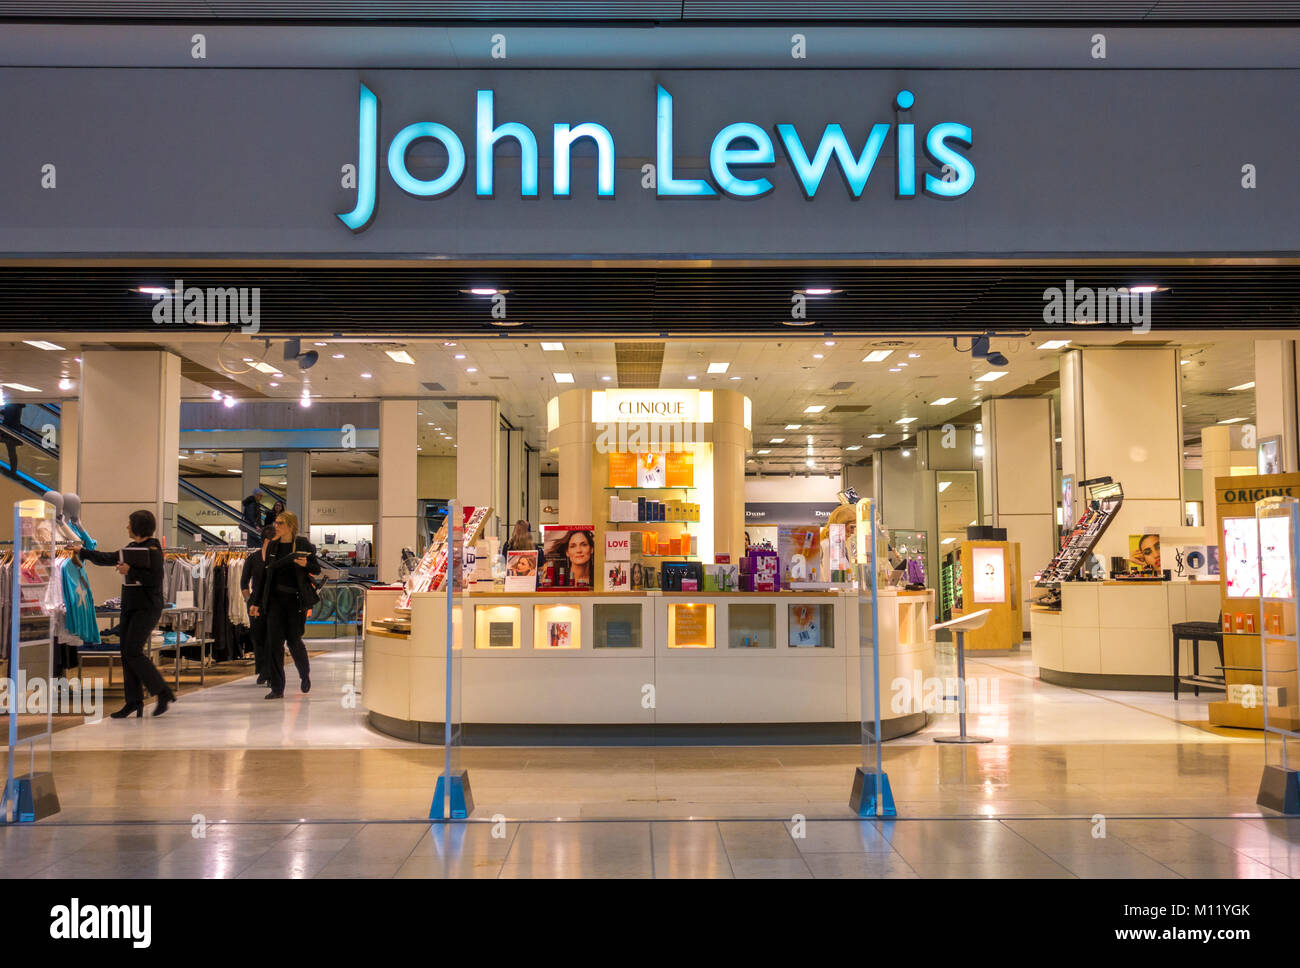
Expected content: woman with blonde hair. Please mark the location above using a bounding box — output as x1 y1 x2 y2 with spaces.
250 510 321 699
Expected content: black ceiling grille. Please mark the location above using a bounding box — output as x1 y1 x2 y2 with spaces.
0 264 1299 337
1 1 1297 18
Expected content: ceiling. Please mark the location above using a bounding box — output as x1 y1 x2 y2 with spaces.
0 328 1259 476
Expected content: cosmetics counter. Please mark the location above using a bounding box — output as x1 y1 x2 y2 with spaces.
1029 580 1221 689
362 586 936 742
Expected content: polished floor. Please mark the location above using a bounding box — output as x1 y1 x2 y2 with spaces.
5 640 1290 877
4 816 1299 878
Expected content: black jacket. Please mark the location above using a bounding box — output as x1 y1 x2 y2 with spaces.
241 546 267 599
81 538 164 611
252 536 322 613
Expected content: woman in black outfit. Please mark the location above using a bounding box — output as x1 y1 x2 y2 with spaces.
250 510 321 699
240 522 276 685
76 509 177 718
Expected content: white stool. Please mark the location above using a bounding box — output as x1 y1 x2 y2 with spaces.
929 609 994 744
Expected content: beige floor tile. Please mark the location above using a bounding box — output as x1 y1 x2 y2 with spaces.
1048 852 1183 879
730 857 813 878
801 852 918 878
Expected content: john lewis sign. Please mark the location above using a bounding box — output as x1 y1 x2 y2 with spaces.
337 83 974 230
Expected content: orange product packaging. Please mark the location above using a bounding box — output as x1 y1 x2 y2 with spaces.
666 451 695 488
608 452 637 488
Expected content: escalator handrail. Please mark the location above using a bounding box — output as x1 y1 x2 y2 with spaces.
178 478 258 530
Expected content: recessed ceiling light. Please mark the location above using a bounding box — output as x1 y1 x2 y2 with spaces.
1127 284 1161 294
868 433 886 439
804 405 826 414
824 340 836 347
901 450 911 458
554 372 574 383
803 287 834 296
385 349 416 365
785 424 802 430
136 286 170 295
888 368 901 373
23 340 65 351
907 352 921 359
226 468 241 473
897 417 917 424
313 342 328 347
210 390 222 400
845 445 862 451
222 396 237 408
541 342 565 351
1218 417 1248 424
269 381 279 387
58 378 73 391
757 449 771 455
467 367 479 374
360 372 373 379
687 375 697 381
332 353 345 359
1228 381 1255 391
729 376 742 381
975 371 1008 382
863 350 893 363
1038 339 1071 350
1180 359 1191 365
454 354 466 360
813 353 824 359
443 341 457 347
707 362 730 374
469 287 499 296
601 375 612 382
770 438 785 444
931 397 956 406
249 361 279 374
938 481 952 492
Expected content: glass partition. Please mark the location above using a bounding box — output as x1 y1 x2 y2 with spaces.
1256 496 1300 814
851 497 892 817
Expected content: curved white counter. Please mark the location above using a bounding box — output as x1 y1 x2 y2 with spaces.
362 588 936 743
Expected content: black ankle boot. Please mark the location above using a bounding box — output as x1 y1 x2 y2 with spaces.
264 690 283 700
110 702 143 719
153 690 177 718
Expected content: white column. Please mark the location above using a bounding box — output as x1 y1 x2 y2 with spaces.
981 397 1056 604
711 389 750 562
456 399 502 537
1059 346 1184 568
1200 424 1256 547
505 427 525 531
78 350 180 602
526 447 541 531
551 390 591 524
1254 338 1298 474
378 399 418 583
285 451 311 533
58 398 79 494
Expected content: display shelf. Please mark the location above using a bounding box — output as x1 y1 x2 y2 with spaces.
604 486 696 491
605 521 699 526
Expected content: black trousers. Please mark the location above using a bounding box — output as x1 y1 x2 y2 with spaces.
249 612 268 679
265 591 310 694
119 604 169 707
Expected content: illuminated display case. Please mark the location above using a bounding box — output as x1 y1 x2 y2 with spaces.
534 603 582 650
667 602 715 649
1255 497 1300 813
475 604 521 650
593 603 643 649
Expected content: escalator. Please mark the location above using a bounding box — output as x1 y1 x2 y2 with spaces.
0 402 229 546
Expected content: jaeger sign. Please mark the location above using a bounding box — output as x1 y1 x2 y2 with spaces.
337 84 974 231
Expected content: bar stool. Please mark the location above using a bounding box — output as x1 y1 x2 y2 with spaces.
1171 618 1225 699
929 608 994 744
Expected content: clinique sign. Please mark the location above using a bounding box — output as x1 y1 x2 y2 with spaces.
337 84 975 231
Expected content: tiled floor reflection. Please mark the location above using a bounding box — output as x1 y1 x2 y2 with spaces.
5 817 1298 879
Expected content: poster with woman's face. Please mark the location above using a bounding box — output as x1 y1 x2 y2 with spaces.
1128 534 1161 573
542 525 596 587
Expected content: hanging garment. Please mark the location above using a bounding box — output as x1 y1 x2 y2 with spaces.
61 558 100 645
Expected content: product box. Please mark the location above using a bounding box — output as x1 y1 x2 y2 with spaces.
1223 613 1233 633
704 564 739 592
778 524 822 584
1229 683 1284 707
637 496 646 522
742 550 780 592
637 453 666 487
1234 613 1247 633
1245 612 1257 634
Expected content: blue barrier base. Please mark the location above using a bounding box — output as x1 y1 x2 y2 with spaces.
430 770 474 820
1257 765 1300 815
849 767 896 818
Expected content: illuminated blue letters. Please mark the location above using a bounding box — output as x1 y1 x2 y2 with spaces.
387 122 465 197
656 85 716 197
776 123 890 198
336 83 378 231
553 122 616 197
333 82 976 228
924 122 975 197
476 90 539 197
709 122 775 198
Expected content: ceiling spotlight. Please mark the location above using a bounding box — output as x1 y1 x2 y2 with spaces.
58 378 73 391
211 390 223 401
136 286 170 295
468 288 499 296
360 372 373 379
901 450 911 458
687 375 698 381
283 338 318 371
222 396 237 408
824 340 836 347
299 394 312 409
601 375 612 382
332 353 345 359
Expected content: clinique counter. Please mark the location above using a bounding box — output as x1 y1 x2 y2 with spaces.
362 587 935 743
